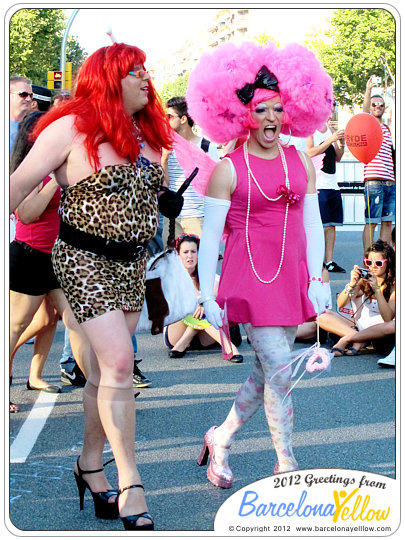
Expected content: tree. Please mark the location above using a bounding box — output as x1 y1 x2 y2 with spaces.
160 72 190 103
9 8 86 88
254 32 280 48
306 9 395 108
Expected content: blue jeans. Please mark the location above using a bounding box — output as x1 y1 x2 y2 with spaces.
60 327 75 371
364 181 395 224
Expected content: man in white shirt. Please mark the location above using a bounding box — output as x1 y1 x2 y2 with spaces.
306 101 346 273
162 96 218 245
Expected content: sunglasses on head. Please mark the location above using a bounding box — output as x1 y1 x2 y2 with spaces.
175 233 199 248
177 233 199 241
363 258 387 267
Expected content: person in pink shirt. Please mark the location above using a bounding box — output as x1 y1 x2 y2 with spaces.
9 111 91 412
186 41 332 487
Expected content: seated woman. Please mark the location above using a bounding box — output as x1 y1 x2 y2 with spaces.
318 239 395 356
333 319 395 363
164 234 243 362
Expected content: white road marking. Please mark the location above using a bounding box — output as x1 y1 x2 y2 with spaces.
10 392 59 463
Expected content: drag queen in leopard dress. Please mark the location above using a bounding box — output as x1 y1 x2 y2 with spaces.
10 43 179 530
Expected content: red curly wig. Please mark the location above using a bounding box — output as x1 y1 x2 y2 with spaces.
32 43 172 170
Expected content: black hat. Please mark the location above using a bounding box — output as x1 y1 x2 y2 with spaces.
32 85 52 111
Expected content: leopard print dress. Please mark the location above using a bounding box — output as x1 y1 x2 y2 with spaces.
52 161 163 324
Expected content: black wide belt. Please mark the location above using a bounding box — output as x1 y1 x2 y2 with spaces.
58 220 148 262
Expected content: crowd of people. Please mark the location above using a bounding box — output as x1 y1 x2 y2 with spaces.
9 39 395 530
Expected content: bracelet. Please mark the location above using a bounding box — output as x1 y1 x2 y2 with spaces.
373 286 382 294
308 277 323 284
197 295 216 305
344 284 356 297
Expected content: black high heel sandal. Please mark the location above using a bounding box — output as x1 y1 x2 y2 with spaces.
119 484 154 530
74 457 119 520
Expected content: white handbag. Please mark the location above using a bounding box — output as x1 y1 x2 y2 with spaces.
136 249 197 334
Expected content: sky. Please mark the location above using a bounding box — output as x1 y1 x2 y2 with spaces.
65 6 334 64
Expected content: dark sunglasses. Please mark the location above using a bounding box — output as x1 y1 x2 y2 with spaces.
363 258 387 267
11 91 33 99
371 102 384 107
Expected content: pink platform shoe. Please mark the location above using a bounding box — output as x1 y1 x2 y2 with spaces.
197 426 234 489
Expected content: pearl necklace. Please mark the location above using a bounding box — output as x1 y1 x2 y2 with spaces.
243 140 290 284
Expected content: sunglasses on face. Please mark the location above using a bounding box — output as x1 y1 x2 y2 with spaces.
128 69 149 78
371 102 384 107
11 91 33 99
363 258 387 267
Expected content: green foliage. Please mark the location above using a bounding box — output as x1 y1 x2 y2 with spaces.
9 8 86 88
254 32 280 48
307 8 395 108
160 72 190 103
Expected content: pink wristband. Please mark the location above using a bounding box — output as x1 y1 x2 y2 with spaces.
309 276 323 284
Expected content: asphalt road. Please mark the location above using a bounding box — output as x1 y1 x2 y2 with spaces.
8 231 396 534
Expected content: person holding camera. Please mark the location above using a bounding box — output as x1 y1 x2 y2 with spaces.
362 75 395 250
318 239 395 356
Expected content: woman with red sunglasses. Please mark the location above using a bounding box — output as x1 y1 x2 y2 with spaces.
319 239 395 356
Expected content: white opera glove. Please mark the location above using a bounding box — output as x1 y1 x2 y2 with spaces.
303 193 329 315
307 281 330 316
198 196 231 329
202 299 223 329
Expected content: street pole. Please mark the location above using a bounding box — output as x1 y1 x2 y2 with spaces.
60 9 80 89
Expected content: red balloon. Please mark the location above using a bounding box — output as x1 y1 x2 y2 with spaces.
344 113 383 163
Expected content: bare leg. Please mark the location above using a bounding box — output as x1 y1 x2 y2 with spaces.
203 325 239 355
324 226 336 263
295 322 317 341
28 315 59 387
379 221 392 244
10 290 45 377
12 297 55 351
170 325 199 353
318 310 357 337
48 288 91 378
80 310 151 525
335 320 395 353
75 350 115 499
363 223 377 250
166 320 188 348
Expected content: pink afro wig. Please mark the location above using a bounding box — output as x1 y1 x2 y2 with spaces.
186 41 333 144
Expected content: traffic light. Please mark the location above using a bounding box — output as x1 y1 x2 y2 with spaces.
64 62 72 91
47 70 63 90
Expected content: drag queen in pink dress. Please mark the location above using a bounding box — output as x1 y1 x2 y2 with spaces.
186 41 333 486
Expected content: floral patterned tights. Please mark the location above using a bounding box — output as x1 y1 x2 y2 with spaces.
214 325 299 472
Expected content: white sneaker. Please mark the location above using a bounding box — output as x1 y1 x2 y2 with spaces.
377 347 395 368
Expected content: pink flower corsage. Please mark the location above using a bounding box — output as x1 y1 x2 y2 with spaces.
277 185 300 205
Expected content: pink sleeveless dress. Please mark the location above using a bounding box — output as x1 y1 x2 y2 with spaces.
216 144 315 327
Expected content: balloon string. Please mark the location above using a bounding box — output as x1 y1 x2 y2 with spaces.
365 181 372 248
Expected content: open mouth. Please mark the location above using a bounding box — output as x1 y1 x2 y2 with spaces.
263 125 277 142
